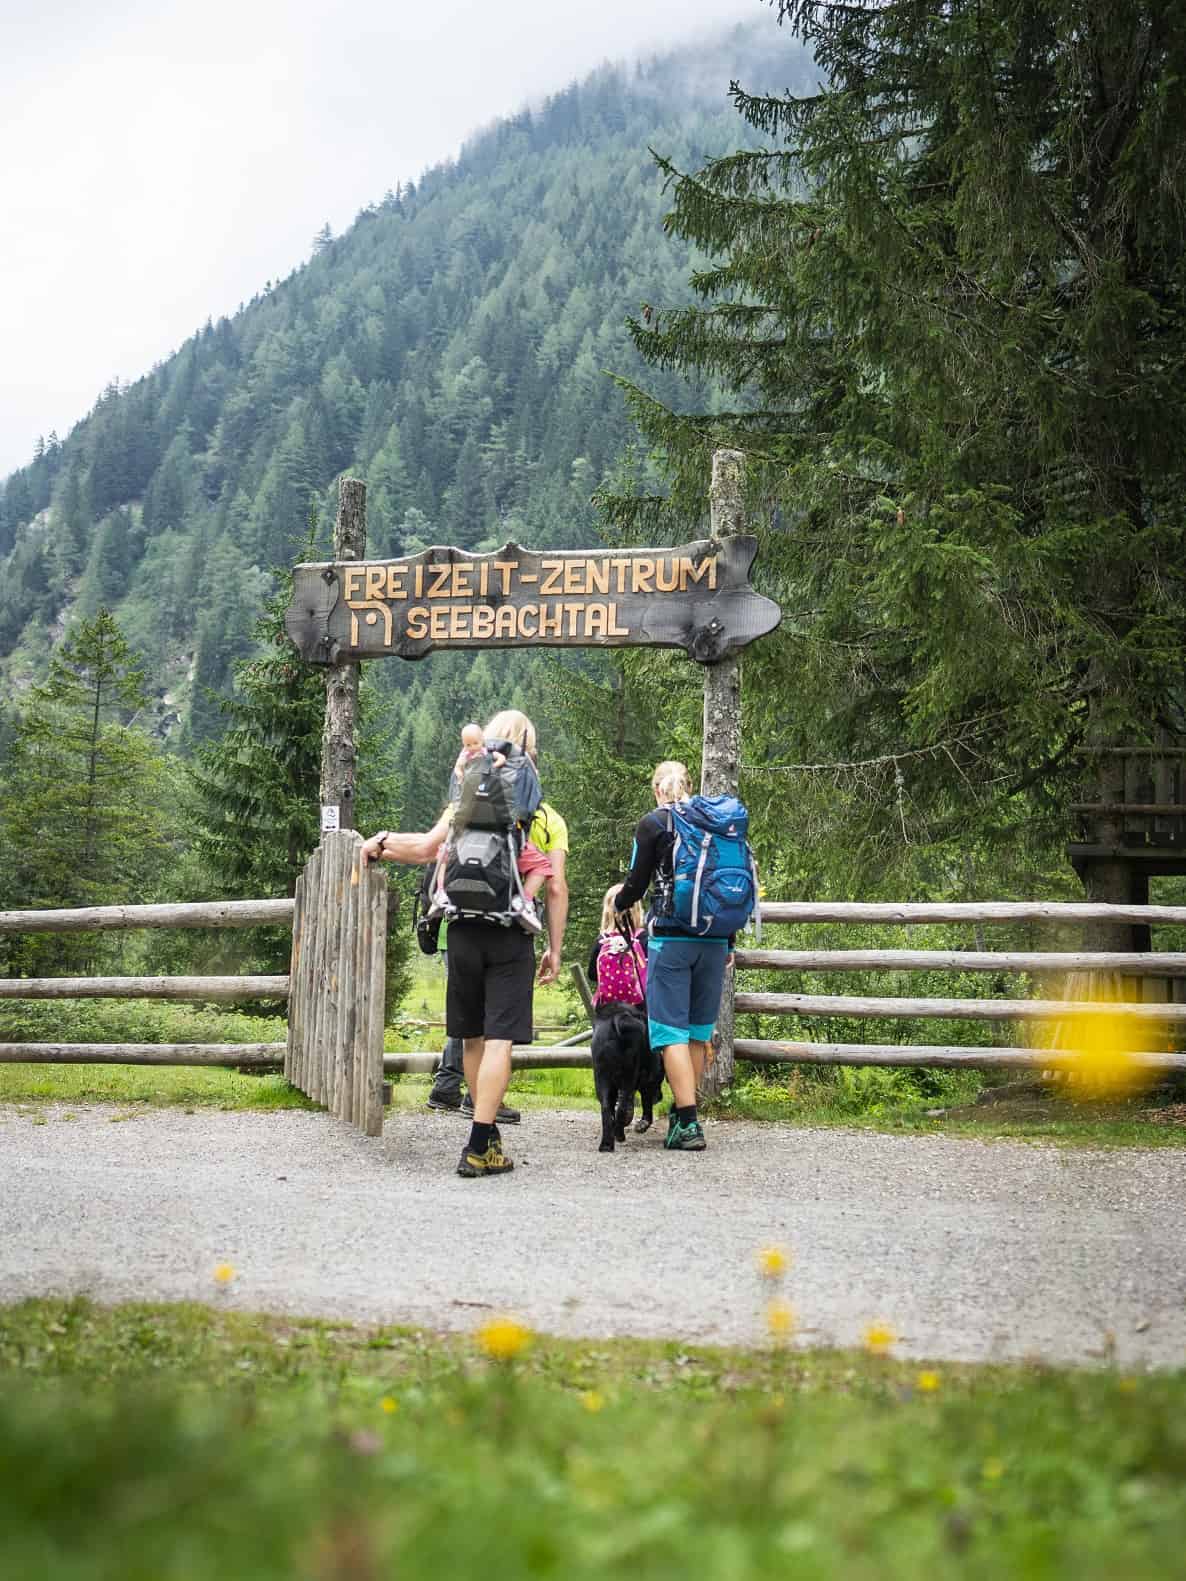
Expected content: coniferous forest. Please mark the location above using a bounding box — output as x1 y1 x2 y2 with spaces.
2 6 1185 1046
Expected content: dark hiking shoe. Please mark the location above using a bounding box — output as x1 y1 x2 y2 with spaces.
461 1093 521 1124
456 1138 515 1177
665 1119 707 1152
426 1091 462 1113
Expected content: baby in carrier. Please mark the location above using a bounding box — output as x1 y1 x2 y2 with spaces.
426 723 551 933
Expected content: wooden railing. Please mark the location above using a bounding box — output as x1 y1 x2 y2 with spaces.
728 898 1186 1079
0 834 391 1135
1072 746 1186 847
7 887 1186 1115
0 898 293 1071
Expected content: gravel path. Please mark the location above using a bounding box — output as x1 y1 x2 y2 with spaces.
2 1103 1184 1367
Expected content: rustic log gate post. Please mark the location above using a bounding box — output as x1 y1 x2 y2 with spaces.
286 830 388 1136
701 449 746 1098
320 478 367 831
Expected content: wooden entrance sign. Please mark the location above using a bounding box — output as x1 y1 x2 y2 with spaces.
285 536 780 666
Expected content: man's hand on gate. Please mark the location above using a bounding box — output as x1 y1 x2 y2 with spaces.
537 946 561 985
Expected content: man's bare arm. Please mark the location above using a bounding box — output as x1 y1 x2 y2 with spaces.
361 813 450 867
537 848 568 985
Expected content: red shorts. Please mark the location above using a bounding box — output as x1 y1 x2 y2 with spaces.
517 840 552 879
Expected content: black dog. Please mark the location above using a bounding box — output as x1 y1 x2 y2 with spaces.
591 1001 664 1152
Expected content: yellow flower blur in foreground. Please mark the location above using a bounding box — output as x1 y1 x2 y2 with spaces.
863 1322 896 1357
916 1370 941 1393
766 1299 796 1339
212 1263 236 1285
380 1396 398 1414
1038 979 1168 1100
756 1245 791 1281
579 1390 605 1413
476 1315 533 1361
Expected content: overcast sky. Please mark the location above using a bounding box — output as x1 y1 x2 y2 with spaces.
0 0 759 480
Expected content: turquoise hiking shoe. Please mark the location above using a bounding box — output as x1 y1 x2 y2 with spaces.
665 1118 706 1151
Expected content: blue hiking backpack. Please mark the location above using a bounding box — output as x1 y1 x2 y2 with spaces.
663 795 759 938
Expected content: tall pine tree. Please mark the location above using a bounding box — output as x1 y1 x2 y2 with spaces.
612 1 1186 872
0 609 175 970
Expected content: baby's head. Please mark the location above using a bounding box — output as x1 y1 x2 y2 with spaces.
461 722 484 752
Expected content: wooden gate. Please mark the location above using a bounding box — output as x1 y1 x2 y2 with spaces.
286 831 388 1135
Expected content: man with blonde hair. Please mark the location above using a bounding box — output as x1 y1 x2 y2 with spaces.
363 708 568 1176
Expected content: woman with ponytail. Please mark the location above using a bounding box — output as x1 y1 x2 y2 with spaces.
613 760 732 1152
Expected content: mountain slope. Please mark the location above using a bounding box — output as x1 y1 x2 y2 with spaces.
0 25 812 738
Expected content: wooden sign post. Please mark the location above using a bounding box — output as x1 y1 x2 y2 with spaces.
319 479 367 831
700 450 746 1098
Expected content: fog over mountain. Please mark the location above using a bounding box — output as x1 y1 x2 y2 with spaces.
1 0 773 479
0 21 813 758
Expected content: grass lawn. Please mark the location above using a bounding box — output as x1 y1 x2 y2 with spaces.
2 1297 1185 1579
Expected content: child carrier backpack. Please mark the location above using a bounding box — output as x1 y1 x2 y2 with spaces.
593 928 647 1008
441 740 544 925
662 794 759 939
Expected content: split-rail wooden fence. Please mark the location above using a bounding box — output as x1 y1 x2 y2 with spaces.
4 855 1186 1132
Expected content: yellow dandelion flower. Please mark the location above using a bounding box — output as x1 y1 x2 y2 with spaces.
916 1370 941 1393
212 1263 236 1285
766 1299 796 1339
476 1315 533 1361
982 1457 1006 1481
1118 1377 1138 1394
863 1322 896 1357
380 1396 398 1414
756 1245 790 1281
1038 980 1166 1100
579 1390 605 1413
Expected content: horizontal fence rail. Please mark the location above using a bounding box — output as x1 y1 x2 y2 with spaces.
734 949 1186 976
0 1043 287 1066
0 899 295 935
0 1044 591 1072
733 1040 1186 1072
738 896 1186 1076
0 899 295 1084
759 901 1186 926
382 1047 593 1075
0 976 290 1001
734 992 1186 1023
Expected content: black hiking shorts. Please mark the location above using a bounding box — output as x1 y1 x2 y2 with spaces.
445 920 535 1044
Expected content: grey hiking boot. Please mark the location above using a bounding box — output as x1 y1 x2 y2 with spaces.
665 1118 707 1151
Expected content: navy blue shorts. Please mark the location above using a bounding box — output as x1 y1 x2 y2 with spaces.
645 935 729 1052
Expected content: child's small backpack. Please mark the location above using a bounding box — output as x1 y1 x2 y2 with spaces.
593 930 647 1008
441 740 544 925
663 794 759 938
